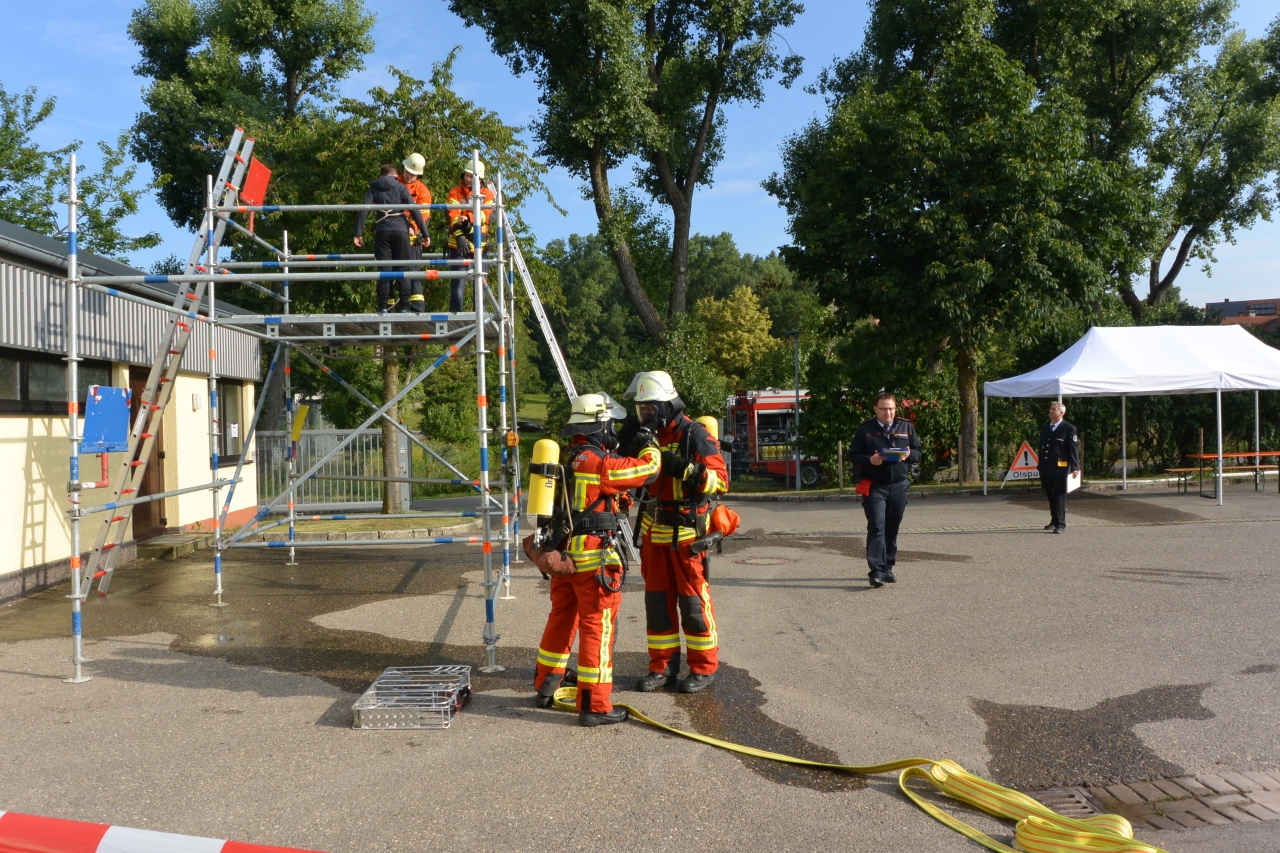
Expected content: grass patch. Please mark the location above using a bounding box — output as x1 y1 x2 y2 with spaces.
519 392 549 424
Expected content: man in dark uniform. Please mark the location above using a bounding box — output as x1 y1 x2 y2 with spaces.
1038 401 1080 533
851 392 923 588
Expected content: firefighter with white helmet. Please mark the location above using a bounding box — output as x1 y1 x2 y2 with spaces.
525 393 660 726
622 370 729 693
445 156 495 312
395 153 431 312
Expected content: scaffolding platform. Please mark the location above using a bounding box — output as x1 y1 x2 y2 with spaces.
219 312 489 345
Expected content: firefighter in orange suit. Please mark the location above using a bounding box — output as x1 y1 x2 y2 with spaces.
624 370 729 694
396 153 432 313
532 393 660 726
444 157 496 312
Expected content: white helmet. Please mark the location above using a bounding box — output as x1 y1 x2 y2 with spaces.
625 370 679 402
402 153 425 176
461 157 486 180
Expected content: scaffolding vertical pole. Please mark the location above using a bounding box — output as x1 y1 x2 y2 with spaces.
473 150 502 672
1121 395 1127 491
496 180 522 564
982 393 988 496
283 231 298 565
494 174 514 599
64 154 91 683
207 176 228 607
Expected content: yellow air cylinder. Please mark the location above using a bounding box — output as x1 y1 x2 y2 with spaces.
527 439 561 518
696 416 719 441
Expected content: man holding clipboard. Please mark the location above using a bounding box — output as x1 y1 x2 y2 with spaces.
851 392 923 588
1038 401 1081 533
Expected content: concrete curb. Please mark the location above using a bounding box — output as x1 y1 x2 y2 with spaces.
243 519 482 543
724 478 1215 503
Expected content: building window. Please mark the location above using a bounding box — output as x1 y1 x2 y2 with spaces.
218 379 245 463
0 347 111 415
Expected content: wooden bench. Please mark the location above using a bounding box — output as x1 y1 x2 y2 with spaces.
1167 465 1279 495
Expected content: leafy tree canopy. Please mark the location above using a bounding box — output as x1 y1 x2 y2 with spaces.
0 82 161 262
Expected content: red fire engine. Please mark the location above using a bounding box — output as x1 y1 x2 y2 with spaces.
726 389 825 486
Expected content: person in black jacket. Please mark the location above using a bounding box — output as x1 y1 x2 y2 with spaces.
851 392 923 587
353 165 430 315
1037 401 1080 533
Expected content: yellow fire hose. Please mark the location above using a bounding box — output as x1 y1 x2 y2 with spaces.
553 687 1169 853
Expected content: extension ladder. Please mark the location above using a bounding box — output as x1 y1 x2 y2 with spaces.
82 129 256 596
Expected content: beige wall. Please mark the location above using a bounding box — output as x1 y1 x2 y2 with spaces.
164 374 258 531
0 366 257 579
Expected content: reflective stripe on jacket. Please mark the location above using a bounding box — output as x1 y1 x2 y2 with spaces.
562 441 660 571
640 415 729 545
446 184 496 249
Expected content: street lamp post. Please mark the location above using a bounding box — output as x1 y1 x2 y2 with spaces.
783 329 800 492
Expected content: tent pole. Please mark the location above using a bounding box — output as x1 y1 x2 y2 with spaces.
1121 395 1127 491
1217 388 1224 507
1255 390 1260 470
982 393 988 496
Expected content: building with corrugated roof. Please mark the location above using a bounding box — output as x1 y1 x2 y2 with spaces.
0 220 261 601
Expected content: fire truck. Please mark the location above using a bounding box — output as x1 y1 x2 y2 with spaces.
726 388 825 486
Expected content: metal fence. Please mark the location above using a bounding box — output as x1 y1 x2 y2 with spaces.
256 430 385 506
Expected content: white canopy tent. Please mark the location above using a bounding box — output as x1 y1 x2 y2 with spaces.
982 325 1280 504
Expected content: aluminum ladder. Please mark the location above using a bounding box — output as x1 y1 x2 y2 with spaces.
83 129 257 596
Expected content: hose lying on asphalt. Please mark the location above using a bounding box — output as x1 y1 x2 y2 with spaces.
554 687 1168 853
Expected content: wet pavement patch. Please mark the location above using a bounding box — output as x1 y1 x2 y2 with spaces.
1102 566 1233 586
724 534 973 565
1006 492 1201 525
1240 663 1278 675
972 684 1214 789
1 547 867 792
671 662 867 793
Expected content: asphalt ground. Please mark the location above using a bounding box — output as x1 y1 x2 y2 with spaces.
1 485 1279 852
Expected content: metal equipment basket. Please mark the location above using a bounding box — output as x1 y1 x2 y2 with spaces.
352 665 472 730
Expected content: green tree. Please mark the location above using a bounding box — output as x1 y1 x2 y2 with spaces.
694 285 776 386
767 7 1124 484
128 0 375 229
987 0 1280 319
448 0 803 342
0 83 161 261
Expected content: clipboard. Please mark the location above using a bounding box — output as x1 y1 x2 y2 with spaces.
1066 470 1081 493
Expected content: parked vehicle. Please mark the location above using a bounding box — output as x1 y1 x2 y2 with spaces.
726 389 824 486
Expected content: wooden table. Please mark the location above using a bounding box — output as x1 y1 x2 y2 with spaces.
1182 452 1280 497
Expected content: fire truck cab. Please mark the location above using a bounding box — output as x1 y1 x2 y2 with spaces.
727 388 824 487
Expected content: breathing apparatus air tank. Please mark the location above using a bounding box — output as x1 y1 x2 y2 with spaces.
527 439 561 519
696 416 719 441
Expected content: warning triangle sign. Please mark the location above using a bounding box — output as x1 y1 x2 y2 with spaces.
1001 440 1040 487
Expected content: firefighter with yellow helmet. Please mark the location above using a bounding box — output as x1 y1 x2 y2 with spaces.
623 371 729 693
524 393 660 726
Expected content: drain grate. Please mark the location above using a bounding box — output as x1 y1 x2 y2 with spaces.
352 665 471 730
732 556 797 566
1032 788 1101 818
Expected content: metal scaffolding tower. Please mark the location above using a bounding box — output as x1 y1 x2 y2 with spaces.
61 128 561 681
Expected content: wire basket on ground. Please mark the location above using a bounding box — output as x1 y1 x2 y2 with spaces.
352 665 472 730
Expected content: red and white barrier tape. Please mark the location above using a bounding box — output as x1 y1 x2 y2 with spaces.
0 810 326 853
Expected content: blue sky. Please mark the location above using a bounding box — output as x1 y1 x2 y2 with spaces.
3 0 1278 308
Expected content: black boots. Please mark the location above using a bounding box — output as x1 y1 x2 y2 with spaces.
579 707 628 727
677 672 716 693
577 688 628 726
534 669 577 708
635 671 670 692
